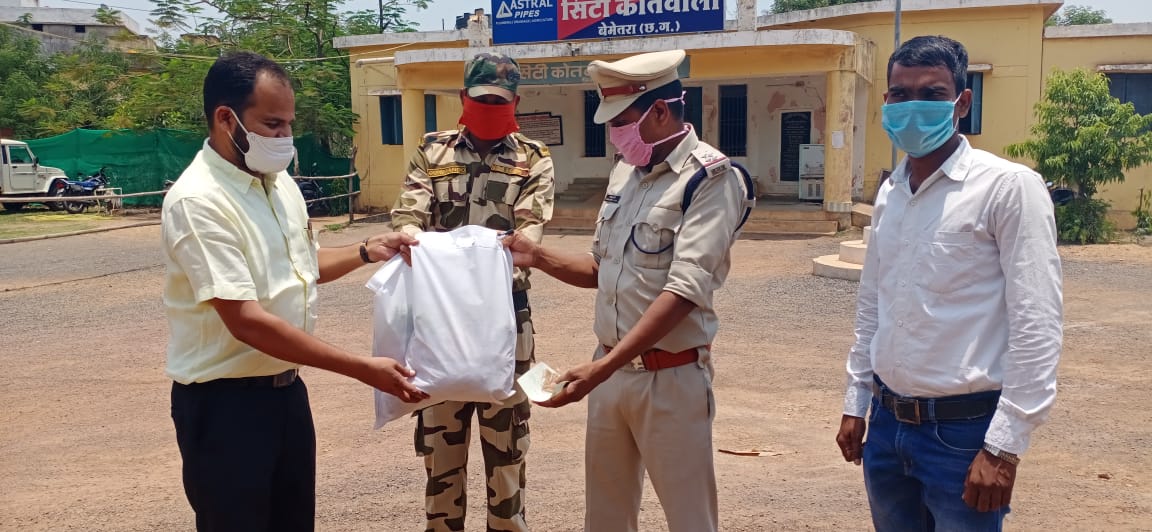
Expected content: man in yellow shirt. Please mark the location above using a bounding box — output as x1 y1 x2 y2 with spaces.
162 51 427 531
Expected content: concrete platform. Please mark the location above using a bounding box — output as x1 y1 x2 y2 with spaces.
838 240 867 265
812 254 863 281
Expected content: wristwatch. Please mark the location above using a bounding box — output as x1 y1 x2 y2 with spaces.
983 443 1021 465
359 238 377 264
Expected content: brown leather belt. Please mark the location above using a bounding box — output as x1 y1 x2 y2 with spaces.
604 345 705 371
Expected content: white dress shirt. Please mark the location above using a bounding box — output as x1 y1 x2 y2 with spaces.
843 136 1063 455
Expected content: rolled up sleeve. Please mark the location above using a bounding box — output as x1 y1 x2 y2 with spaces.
663 165 745 310
163 197 257 303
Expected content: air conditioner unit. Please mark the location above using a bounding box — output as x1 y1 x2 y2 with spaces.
799 178 824 201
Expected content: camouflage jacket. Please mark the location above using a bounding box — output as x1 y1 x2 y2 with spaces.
391 129 555 292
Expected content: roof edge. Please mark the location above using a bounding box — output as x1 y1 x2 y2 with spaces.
1044 22 1152 39
392 29 862 65
757 0 1063 29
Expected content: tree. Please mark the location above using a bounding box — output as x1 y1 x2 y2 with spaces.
0 26 51 138
15 42 132 136
94 4 124 25
131 0 428 155
768 0 873 15
1006 69 1152 243
1046 5 1111 26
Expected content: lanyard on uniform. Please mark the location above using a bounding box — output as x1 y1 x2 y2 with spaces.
628 225 673 255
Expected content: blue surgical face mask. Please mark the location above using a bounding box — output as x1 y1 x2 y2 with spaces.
881 95 962 158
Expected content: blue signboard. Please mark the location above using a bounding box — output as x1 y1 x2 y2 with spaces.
492 0 724 45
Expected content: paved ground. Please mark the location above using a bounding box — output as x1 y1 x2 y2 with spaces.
1 224 1150 531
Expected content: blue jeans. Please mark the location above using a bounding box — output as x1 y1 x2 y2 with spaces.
863 392 1008 532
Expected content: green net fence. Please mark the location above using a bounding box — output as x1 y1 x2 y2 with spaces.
23 129 354 208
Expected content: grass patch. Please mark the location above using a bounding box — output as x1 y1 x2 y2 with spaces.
0 210 116 240
324 223 346 233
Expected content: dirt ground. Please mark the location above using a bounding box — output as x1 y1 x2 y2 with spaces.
1 224 1150 531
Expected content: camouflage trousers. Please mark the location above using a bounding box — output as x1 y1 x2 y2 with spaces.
415 319 534 532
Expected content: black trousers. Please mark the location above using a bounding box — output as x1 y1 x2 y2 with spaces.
171 377 316 532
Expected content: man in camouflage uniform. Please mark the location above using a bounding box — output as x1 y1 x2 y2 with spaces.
390 52 555 532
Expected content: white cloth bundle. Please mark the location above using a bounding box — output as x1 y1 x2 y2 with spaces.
367 225 518 428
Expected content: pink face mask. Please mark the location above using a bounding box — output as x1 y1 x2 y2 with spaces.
609 95 689 167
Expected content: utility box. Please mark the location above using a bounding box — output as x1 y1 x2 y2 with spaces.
798 143 824 201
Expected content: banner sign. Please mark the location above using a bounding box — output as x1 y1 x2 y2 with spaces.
517 58 690 85
516 112 564 145
492 0 724 44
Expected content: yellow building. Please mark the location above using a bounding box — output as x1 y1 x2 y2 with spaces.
335 0 1152 231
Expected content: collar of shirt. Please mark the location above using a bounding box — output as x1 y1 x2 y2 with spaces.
640 126 699 179
890 135 974 189
200 139 281 195
454 128 518 154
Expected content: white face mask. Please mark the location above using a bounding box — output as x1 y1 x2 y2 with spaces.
228 108 296 175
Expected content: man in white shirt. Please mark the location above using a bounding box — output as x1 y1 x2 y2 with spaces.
163 51 428 531
835 36 1063 531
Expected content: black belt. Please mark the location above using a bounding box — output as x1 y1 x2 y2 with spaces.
186 369 299 389
873 377 999 425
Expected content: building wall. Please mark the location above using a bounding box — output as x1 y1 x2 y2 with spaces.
1042 27 1152 228
516 75 830 195
347 41 469 208
762 4 1052 202
352 42 865 209
344 4 1150 229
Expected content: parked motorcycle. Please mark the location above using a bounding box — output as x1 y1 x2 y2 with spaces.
64 167 111 214
295 178 329 216
1047 181 1076 206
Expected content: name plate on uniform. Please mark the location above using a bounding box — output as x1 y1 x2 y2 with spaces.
516 112 564 146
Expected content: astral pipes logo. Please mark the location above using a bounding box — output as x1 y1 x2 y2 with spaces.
496 0 554 19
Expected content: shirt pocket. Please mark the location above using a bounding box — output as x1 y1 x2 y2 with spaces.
482 175 523 206
918 230 979 294
592 202 619 260
432 173 469 228
629 206 682 270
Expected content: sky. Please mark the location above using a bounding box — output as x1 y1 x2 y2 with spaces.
38 0 1152 34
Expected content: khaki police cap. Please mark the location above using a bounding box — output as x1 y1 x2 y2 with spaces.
586 50 686 124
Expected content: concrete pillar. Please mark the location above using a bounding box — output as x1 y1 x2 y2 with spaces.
400 88 426 169
736 0 757 31
823 69 855 214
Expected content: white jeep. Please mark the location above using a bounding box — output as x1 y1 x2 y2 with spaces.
1 139 70 212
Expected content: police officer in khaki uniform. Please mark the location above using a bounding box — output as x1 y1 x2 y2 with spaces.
503 50 752 532
390 52 555 532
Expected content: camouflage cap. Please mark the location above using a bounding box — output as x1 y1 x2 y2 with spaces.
464 52 520 101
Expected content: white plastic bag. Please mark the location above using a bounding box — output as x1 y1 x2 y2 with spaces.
367 225 518 428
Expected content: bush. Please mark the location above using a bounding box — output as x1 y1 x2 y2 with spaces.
1056 198 1115 244
1134 188 1151 238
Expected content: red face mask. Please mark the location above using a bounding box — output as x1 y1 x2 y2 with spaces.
460 98 519 140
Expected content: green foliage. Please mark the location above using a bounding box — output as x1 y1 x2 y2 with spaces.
0 26 50 138
110 56 212 133
1055 198 1115 244
1134 188 1152 238
2 0 425 160
1006 69 1152 199
1046 5 1111 26
9 40 133 137
1007 69 1152 244
768 0 873 15
129 0 427 155
94 4 124 25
